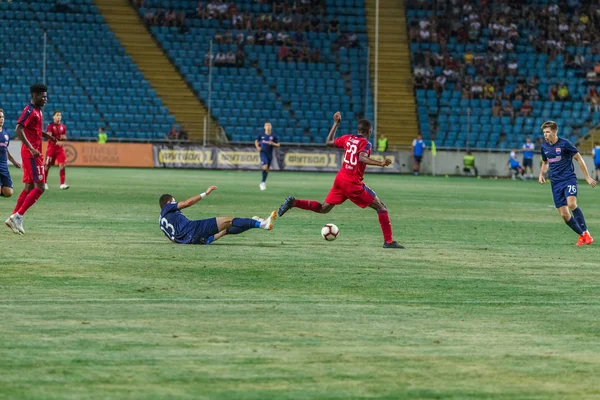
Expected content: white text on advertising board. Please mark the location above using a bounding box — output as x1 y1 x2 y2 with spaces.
159 150 214 164
217 151 260 165
284 153 337 167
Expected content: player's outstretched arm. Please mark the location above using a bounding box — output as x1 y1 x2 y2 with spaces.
325 112 341 146
358 152 391 167
7 150 21 169
573 153 597 187
42 132 58 143
254 139 261 151
538 160 548 184
177 186 218 210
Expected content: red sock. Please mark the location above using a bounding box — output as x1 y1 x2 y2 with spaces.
45 166 50 182
13 189 30 214
293 199 322 213
378 210 394 243
60 169 66 185
17 188 43 216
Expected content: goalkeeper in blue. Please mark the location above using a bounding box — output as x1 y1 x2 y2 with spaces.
539 121 597 246
159 186 276 245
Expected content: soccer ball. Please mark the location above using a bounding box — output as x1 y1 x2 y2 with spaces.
321 223 339 241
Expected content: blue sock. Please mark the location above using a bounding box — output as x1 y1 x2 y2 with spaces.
227 226 252 235
232 218 261 229
566 216 584 235
262 170 268 183
572 207 587 232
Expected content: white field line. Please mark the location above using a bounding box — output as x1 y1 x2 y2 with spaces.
0 298 598 305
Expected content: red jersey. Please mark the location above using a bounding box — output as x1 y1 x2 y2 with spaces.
333 134 372 182
17 104 44 153
46 122 67 150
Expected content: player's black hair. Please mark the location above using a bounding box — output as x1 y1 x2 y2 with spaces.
30 83 47 94
53 110 62 116
357 119 372 135
159 194 174 208
0 108 4 114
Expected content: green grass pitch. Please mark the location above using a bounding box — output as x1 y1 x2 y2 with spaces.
1 167 600 399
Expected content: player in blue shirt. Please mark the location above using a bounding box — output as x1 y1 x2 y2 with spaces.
539 121 597 246
592 142 600 181
507 149 526 180
254 122 279 191
521 137 535 179
0 108 22 199
412 134 425 175
159 185 276 245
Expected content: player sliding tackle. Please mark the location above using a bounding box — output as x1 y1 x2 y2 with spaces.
277 112 405 249
539 120 596 246
159 186 276 245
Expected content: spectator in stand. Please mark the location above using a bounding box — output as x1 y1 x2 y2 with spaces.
165 9 176 26
179 127 189 141
299 46 309 62
215 51 226 66
464 49 474 66
226 51 236 66
289 45 299 61
246 31 255 45
587 86 600 111
507 58 518 76
310 48 321 62
224 29 233 44
557 83 569 101
328 17 341 34
549 84 559 101
483 80 495 99
265 29 274 45
519 100 533 117
471 80 483 99
310 15 321 32
434 75 447 93
196 1 208 18
167 126 179 141
204 51 214 66
278 43 289 61
144 9 154 24
236 48 245 66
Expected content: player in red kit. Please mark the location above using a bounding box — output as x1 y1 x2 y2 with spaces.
44 110 69 190
4 84 57 235
277 112 405 248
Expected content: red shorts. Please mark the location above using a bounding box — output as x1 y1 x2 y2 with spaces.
325 177 377 208
46 146 66 165
21 153 45 184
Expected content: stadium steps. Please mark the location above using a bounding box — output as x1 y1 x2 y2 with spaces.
365 0 418 147
578 126 600 154
94 0 214 141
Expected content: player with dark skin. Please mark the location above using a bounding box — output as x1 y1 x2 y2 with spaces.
278 112 404 248
296 112 392 215
15 88 57 196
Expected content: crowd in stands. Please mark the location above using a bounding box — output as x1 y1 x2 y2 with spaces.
144 8 187 28
166 125 189 141
409 0 600 122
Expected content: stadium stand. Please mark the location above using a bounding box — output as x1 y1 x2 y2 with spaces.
0 0 175 141
407 0 600 150
135 0 374 144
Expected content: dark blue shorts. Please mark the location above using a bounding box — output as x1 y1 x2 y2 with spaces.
595 163 600 170
0 167 12 189
523 158 533 168
510 164 521 172
414 155 423 163
260 152 272 167
190 217 220 245
551 180 578 208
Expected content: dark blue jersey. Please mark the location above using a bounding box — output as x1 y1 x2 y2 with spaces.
159 202 196 244
256 133 278 157
541 138 578 183
0 128 9 169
